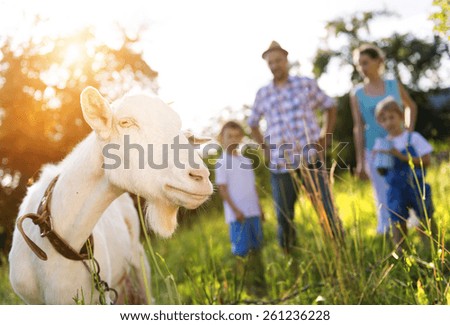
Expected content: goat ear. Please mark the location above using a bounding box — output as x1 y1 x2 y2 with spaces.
183 130 211 145
80 87 112 140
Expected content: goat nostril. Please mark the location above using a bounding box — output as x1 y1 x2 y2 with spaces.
189 172 203 182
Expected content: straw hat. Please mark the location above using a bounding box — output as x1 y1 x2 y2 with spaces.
262 41 288 59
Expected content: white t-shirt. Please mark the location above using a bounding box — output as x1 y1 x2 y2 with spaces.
215 153 261 224
373 131 433 157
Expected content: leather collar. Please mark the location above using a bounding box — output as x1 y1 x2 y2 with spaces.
17 175 94 261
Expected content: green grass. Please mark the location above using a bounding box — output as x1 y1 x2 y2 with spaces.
0 257 22 304
1 163 449 305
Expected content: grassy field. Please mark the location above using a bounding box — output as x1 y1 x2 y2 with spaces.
1 162 449 305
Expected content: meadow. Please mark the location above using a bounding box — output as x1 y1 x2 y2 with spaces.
1 162 449 305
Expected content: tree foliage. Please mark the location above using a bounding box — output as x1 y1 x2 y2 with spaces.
313 10 449 90
0 19 158 250
430 0 450 40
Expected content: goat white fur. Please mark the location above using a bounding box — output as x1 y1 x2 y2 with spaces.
8 87 213 304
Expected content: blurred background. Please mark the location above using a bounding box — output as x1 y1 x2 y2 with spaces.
0 0 449 254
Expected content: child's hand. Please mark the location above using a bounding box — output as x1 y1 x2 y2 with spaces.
235 209 245 223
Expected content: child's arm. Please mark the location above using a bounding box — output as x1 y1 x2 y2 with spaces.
388 149 431 167
217 184 245 222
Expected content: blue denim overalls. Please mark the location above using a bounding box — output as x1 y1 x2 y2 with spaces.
385 132 434 223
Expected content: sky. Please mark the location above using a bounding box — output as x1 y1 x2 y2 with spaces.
0 0 446 132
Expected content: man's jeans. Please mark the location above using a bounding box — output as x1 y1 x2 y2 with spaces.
270 166 336 252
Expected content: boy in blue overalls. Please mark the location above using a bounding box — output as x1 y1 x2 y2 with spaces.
373 96 434 254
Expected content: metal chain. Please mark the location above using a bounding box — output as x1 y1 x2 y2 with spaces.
83 257 118 305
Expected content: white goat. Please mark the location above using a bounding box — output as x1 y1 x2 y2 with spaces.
8 87 213 304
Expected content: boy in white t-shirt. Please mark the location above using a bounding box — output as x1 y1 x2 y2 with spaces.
373 97 435 254
215 121 266 295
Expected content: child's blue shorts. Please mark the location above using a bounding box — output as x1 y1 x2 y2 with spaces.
229 216 263 257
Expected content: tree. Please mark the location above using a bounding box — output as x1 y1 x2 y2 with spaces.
0 18 158 252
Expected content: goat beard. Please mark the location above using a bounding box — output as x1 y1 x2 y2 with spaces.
144 200 179 238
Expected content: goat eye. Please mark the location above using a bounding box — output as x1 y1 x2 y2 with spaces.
118 119 135 128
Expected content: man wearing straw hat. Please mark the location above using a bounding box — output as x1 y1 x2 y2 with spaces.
248 41 340 254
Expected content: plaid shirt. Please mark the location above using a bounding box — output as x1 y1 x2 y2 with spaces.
248 75 335 172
